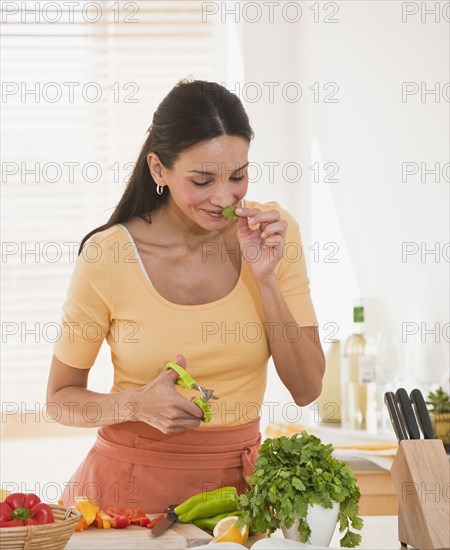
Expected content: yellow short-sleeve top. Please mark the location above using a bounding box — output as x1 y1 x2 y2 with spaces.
53 200 317 426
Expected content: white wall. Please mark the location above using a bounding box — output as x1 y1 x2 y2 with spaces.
220 1 449 429
301 2 449 389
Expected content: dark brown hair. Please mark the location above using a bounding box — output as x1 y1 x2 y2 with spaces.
78 79 254 254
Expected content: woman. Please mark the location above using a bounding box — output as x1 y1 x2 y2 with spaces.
46 79 325 513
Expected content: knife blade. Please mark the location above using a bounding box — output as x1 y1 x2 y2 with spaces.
151 504 178 537
396 388 421 439
410 388 435 439
384 391 408 441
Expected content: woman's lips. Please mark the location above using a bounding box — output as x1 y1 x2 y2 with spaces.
204 210 224 219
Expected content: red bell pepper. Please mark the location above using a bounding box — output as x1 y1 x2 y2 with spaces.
22 503 55 526
109 515 130 529
0 519 25 528
0 502 14 523
0 493 54 528
104 506 151 528
137 517 151 527
104 508 129 529
6 493 41 511
0 499 27 528
105 506 145 521
127 507 146 524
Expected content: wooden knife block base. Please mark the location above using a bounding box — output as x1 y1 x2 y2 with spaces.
390 439 450 549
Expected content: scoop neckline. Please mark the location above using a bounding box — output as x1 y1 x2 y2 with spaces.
115 223 247 310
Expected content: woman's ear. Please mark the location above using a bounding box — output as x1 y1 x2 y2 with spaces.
147 152 166 183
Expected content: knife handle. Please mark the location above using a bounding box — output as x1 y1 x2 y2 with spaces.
396 388 421 440
410 388 435 439
384 392 408 441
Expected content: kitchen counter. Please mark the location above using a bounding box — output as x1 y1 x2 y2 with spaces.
66 516 403 549
66 520 213 549
263 516 402 549
328 515 400 549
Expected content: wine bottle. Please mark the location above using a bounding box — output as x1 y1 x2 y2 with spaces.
317 339 341 425
341 301 378 433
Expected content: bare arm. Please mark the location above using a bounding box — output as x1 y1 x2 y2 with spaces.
235 206 326 406
257 274 325 406
46 354 203 433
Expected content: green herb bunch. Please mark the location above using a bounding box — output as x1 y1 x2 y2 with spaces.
237 432 364 548
426 386 450 414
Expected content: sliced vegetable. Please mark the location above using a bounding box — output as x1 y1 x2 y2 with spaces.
104 507 133 529
73 502 152 531
74 496 99 531
109 515 130 529
94 512 111 529
125 507 146 524
75 518 90 532
105 506 147 524
222 206 238 221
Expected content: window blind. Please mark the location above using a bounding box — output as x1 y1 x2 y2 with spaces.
1 0 218 408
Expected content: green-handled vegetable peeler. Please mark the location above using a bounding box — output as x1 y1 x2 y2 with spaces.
165 362 219 423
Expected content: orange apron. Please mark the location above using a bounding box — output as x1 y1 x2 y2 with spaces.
61 419 261 513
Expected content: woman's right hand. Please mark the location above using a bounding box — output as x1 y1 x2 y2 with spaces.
46 354 204 432
132 354 204 434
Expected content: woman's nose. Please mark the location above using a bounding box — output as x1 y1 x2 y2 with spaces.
210 182 236 207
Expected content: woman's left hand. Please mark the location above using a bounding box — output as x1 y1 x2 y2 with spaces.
235 206 287 283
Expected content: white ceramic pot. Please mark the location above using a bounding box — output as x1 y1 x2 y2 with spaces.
281 502 339 547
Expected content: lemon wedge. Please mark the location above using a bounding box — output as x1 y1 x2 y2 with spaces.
211 516 249 544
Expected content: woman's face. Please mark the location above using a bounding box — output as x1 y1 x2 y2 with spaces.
150 135 249 231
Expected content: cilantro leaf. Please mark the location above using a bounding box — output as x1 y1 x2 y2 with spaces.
237 432 364 548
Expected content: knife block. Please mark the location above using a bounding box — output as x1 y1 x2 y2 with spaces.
390 439 450 549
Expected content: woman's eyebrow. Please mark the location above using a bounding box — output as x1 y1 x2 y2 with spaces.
187 162 249 175
232 162 249 173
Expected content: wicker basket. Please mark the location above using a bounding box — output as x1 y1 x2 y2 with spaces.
0 504 81 550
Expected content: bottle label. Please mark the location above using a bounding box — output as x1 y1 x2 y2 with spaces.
358 355 375 384
353 306 364 323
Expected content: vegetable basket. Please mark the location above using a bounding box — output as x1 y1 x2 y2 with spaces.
0 504 81 549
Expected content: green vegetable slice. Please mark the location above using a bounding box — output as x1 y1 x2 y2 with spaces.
222 206 238 221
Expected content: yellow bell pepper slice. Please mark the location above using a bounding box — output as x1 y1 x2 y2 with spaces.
95 512 112 529
74 496 99 529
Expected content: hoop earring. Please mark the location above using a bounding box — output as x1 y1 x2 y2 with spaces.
156 184 164 195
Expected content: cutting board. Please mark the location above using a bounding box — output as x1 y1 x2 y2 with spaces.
65 520 213 549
